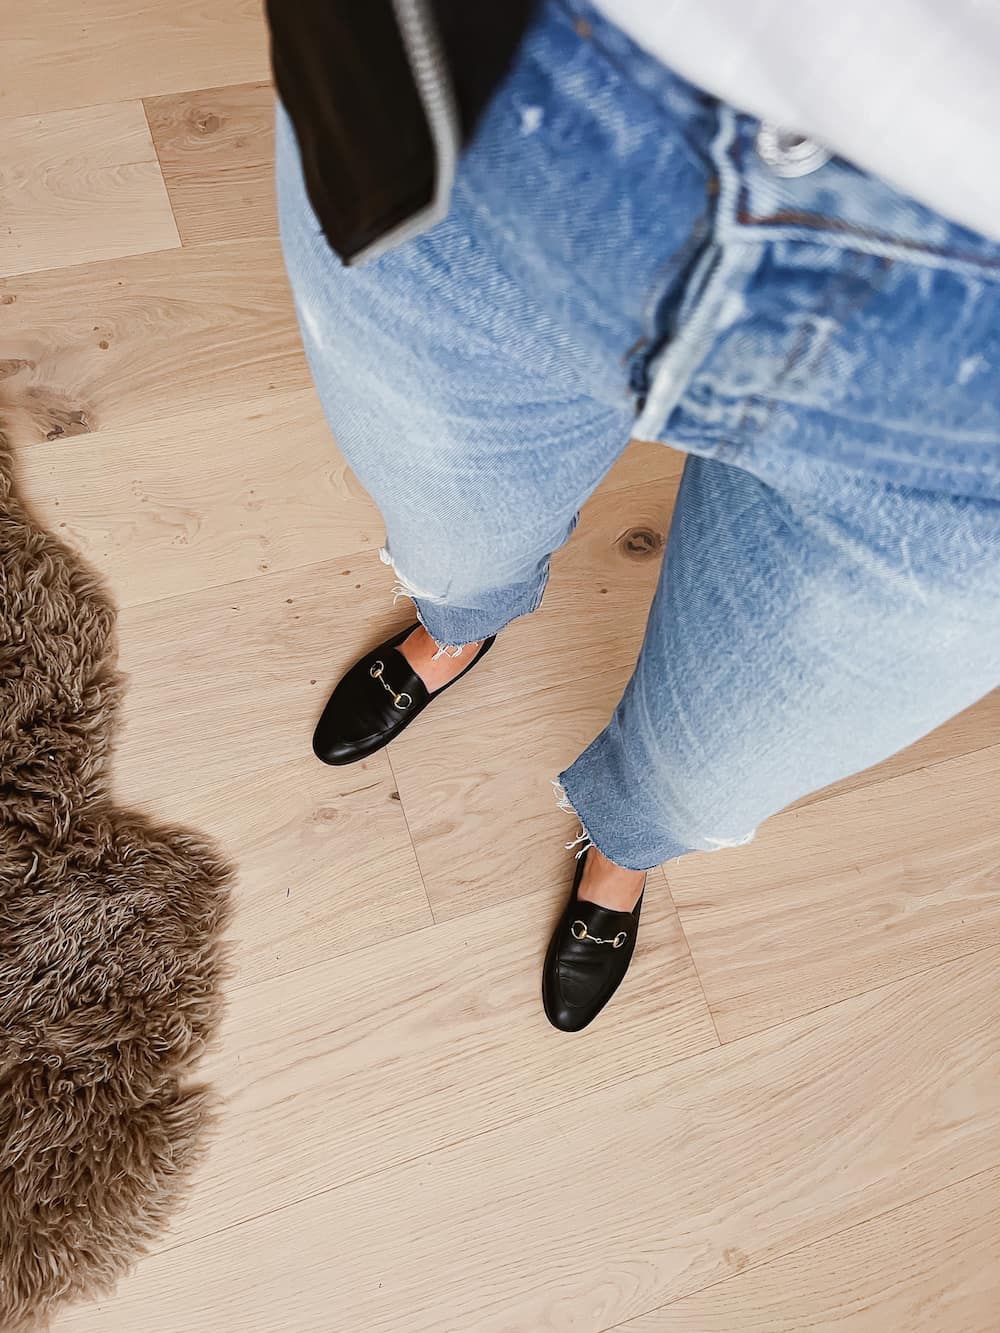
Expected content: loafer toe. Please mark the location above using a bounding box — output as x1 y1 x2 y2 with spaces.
312 625 495 766
542 852 644 1032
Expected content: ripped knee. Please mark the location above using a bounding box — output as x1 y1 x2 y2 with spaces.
379 547 469 659
379 546 450 606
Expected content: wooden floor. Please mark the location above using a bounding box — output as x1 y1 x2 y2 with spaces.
3 6 999 1331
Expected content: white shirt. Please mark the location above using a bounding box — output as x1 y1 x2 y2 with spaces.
596 0 1000 241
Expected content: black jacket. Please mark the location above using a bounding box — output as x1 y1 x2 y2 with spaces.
267 0 537 264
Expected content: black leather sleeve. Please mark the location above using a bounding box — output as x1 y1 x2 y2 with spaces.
267 0 537 263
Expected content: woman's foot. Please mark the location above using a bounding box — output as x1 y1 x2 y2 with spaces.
577 844 646 912
312 623 495 766
542 848 646 1033
398 625 484 692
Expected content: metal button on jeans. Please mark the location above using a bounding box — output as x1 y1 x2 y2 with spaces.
755 121 831 177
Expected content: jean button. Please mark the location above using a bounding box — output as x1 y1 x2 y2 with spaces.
755 122 831 177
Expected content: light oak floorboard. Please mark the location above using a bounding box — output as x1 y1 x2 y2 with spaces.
381 450 682 920
133 752 432 992
389 679 630 923
101 450 681 812
0 237 310 439
666 745 1000 1043
616 1166 1000 1332
0 101 179 276
1 0 267 120
13 389 382 607
145 81 276 245
12 404 681 612
52 945 1000 1331
109 554 379 810
99 868 715 1251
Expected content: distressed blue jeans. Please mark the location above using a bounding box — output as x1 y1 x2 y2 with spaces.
277 0 1000 870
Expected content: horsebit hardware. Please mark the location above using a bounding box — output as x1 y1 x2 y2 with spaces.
571 920 628 949
369 659 412 711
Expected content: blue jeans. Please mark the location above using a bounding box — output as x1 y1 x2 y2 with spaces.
277 0 1000 870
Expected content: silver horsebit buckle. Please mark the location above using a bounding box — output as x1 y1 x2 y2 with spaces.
369 660 412 711
571 920 628 949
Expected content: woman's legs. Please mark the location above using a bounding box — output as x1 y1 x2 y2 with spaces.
275 0 718 655
278 91 1000 884
276 4 1000 1025
275 0 1000 1031
276 106 637 653
560 454 1000 871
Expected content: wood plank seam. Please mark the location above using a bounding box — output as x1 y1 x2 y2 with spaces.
663 871 723 1046
148 938 992 1269
0 100 181 277
791 740 999 814
385 747 438 926
0 228 285 290
138 96 183 242
603 1159 1000 1332
702 934 1000 1049
142 81 278 246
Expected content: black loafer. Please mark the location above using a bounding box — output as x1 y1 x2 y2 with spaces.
312 623 495 766
542 850 645 1032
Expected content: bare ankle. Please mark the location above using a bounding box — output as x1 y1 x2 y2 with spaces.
576 845 646 912
399 626 484 692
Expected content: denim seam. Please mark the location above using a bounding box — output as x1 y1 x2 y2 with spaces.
730 249 887 443
728 222 1000 280
633 241 748 440
659 246 893 461
633 106 760 443
726 119 1000 278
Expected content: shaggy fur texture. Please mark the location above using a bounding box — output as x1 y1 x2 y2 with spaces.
0 424 232 1328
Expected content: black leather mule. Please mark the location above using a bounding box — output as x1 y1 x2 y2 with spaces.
542 850 645 1032
312 624 495 766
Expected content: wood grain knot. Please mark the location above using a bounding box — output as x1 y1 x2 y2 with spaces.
723 1246 749 1272
40 405 92 440
617 527 664 560
0 359 34 380
192 111 222 135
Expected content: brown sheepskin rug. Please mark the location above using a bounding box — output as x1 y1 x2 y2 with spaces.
0 425 232 1328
